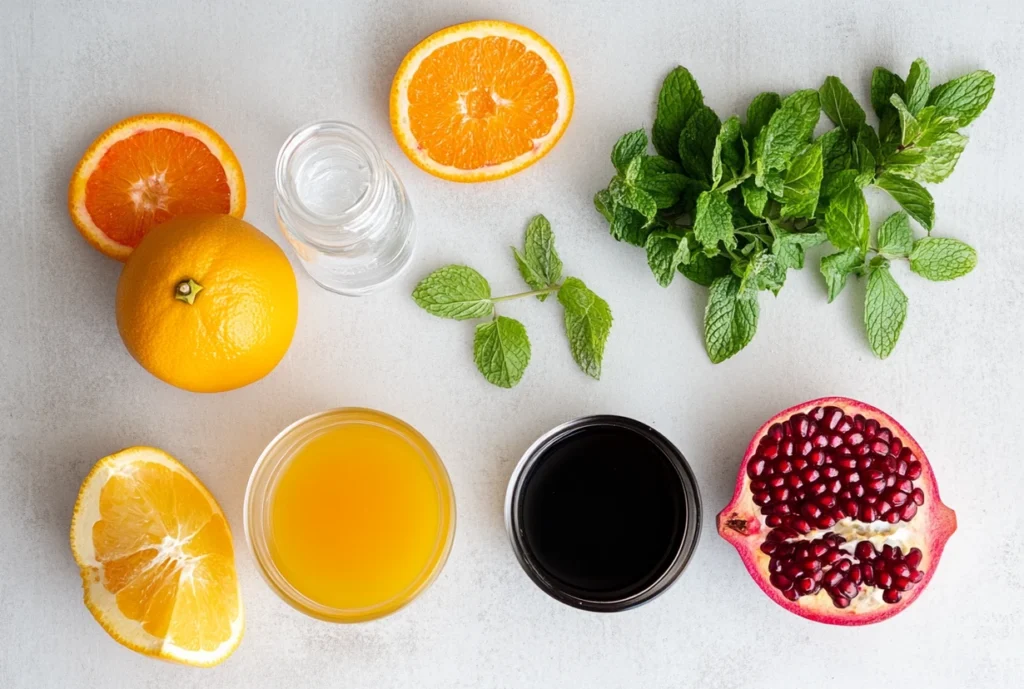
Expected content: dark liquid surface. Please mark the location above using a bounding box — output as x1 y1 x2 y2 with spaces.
520 426 686 601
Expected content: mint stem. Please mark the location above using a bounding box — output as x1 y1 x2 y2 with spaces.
492 285 562 302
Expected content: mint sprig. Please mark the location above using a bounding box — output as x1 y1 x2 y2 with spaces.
595 58 992 362
413 215 613 388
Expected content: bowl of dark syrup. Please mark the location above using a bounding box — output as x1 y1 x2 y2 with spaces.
505 416 702 612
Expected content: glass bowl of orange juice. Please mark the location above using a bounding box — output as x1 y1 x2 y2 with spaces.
244 408 455 622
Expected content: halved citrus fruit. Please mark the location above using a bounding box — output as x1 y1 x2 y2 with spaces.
390 20 573 182
70 447 244 666
68 113 246 260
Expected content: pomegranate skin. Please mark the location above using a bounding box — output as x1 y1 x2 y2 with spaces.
717 396 957 625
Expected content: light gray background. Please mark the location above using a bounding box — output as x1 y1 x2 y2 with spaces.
2 0 1022 686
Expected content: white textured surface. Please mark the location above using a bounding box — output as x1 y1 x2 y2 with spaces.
2 0 1023 686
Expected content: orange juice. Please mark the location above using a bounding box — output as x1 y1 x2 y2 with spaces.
245 409 455 622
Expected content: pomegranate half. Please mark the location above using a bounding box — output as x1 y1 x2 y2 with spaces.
717 397 956 625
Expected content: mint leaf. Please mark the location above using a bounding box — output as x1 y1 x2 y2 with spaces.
865 264 908 359
704 275 759 363
819 127 853 191
823 184 869 252
909 237 977 281
740 251 786 296
679 106 721 182
823 169 860 198
608 201 653 246
927 70 996 127
917 132 968 183
820 249 865 302
413 266 493 320
639 156 690 208
679 249 731 287
610 177 658 223
905 58 931 114
558 277 612 379
780 142 823 218
876 211 914 257
745 92 782 141
819 76 866 133
890 94 922 147
871 67 906 117
474 317 531 388
594 188 613 222
773 229 827 270
854 141 876 187
875 173 935 230
881 149 928 180
612 129 648 173
762 170 785 198
712 116 744 187
653 66 704 160
624 155 644 184
513 214 562 300
857 124 881 160
741 178 769 217
915 107 961 147
645 232 689 287
756 89 820 181
693 190 735 255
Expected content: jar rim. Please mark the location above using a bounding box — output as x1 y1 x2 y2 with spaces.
244 407 456 623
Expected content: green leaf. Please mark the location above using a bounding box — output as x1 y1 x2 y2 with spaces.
819 128 854 193
624 155 644 184
875 173 935 230
679 248 732 286
762 170 785 198
865 265 908 359
823 184 869 252
679 106 721 183
645 232 689 287
909 237 978 281
558 277 613 380
871 67 905 117
756 89 821 181
745 92 782 141
917 132 968 183
612 129 648 173
740 251 787 296
890 94 922 147
712 116 744 187
819 76 866 133
610 177 658 223
741 178 769 217
772 229 827 270
820 249 866 302
653 66 704 160
513 214 562 300
473 317 531 388
854 141 876 187
881 149 928 180
822 169 860 198
608 201 654 246
639 156 690 208
905 58 931 114
856 124 881 160
693 190 735 255
704 275 759 363
876 211 914 257
780 142 824 218
915 107 961 147
927 70 996 127
412 266 493 320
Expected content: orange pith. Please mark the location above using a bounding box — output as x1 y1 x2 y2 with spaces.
69 113 245 260
391 21 573 182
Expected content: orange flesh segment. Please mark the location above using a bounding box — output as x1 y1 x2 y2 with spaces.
84 128 231 248
407 36 559 170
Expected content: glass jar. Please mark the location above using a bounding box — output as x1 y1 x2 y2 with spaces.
274 121 415 296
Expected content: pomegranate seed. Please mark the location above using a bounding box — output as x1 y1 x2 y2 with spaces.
883 589 902 604
816 515 836 529
911 488 925 505
911 570 925 583
798 440 813 456
866 478 886 494
771 487 789 502
802 503 822 520
787 475 803 489
861 564 875 584
824 407 843 430
784 563 802 579
837 419 853 434
900 502 918 520
769 476 785 488
837 579 858 598
781 440 795 457
837 560 852 573
883 456 899 473
899 447 914 462
765 515 783 527
877 429 892 442
864 419 879 437
856 445 873 457
811 543 828 557
810 450 826 466
848 566 862 584
876 500 892 515
767 424 783 441
893 563 911 579
751 480 767 492
889 490 908 507
753 491 769 506
802 468 820 483
831 508 847 521
748 458 767 478
792 414 809 438
782 588 799 601
844 501 859 519
818 495 837 508
777 459 793 474
824 467 840 479
761 542 777 555
833 595 851 609
864 495 878 505
793 457 809 471
871 440 889 456
825 570 843 587
770 573 793 590
889 437 902 455
896 478 913 494
781 421 793 437
906 548 923 568
907 461 923 480
813 434 829 448
885 511 901 524
774 504 792 515
762 444 779 459
810 482 827 496
802 559 822 574
851 484 865 498
824 550 842 565
853 415 866 430
885 475 896 488
881 544 896 559
792 519 812 534
877 571 893 588
842 471 861 484
810 407 824 421
835 457 857 470
829 435 843 448
855 542 875 560
827 479 842 494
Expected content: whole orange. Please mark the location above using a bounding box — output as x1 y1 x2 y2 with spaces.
116 214 299 393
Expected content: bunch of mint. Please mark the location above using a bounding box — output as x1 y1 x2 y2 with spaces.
413 215 612 388
595 59 994 362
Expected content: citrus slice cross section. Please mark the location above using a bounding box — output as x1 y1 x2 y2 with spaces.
68 113 245 260
391 20 574 182
70 447 244 666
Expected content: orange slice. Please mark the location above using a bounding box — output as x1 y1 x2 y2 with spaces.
68 114 246 260
70 447 244 666
390 20 574 182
